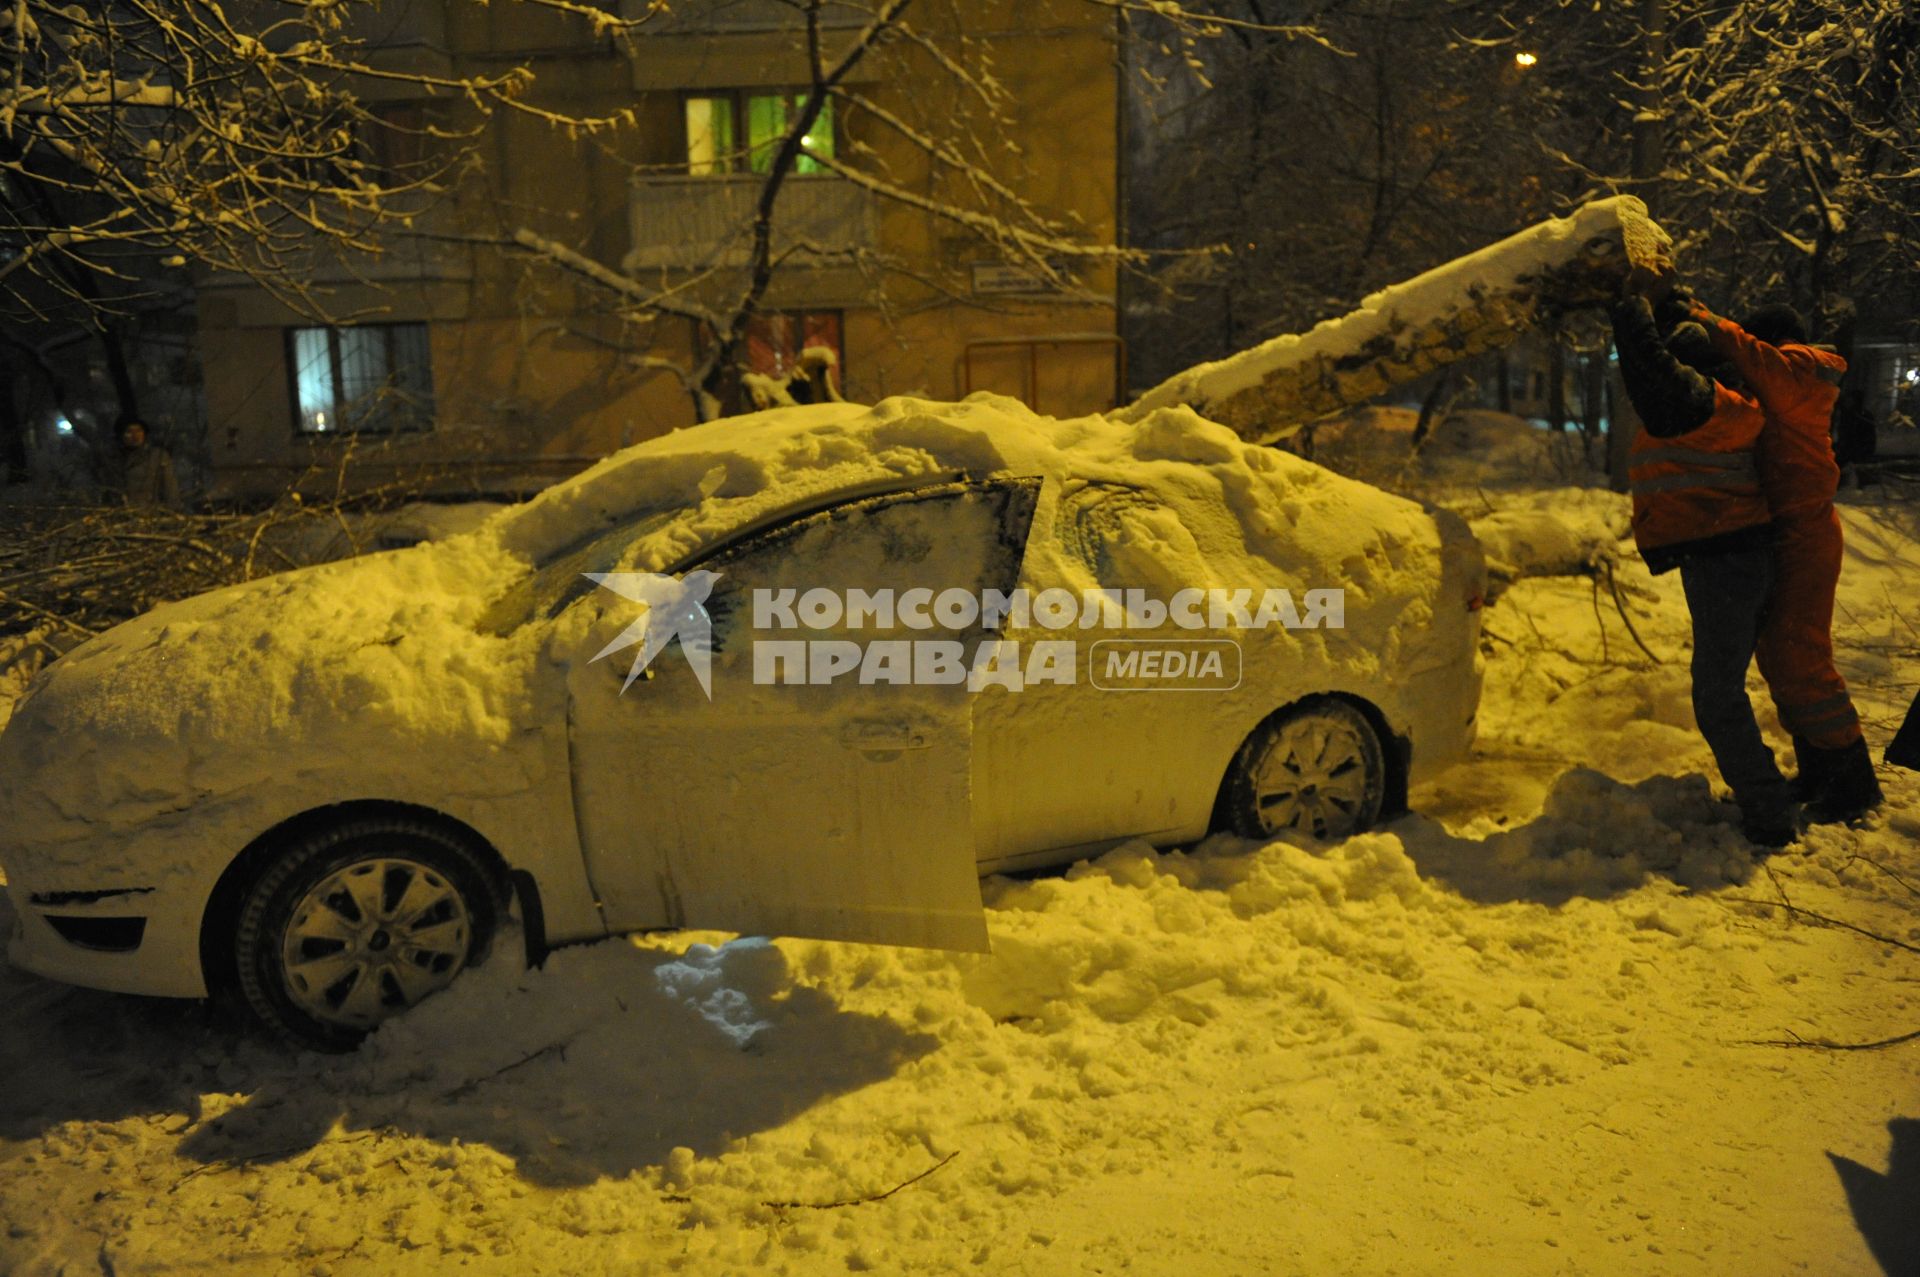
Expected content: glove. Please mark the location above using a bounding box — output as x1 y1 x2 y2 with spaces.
1653 287 1702 331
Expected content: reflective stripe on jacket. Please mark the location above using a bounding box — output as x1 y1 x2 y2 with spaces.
1629 382 1771 558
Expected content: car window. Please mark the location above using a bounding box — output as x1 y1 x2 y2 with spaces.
1050 481 1204 597
696 478 1040 651
483 476 1037 641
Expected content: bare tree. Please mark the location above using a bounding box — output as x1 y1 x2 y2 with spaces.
1482 0 1920 333
0 0 658 320
1660 1 1920 332
1126 0 1563 388
0 0 662 471
500 0 1325 420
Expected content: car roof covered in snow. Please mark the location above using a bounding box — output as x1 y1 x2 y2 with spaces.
492 394 1437 592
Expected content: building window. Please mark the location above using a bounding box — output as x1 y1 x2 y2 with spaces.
361 102 432 185
745 310 842 380
702 311 844 407
683 91 835 176
288 323 435 434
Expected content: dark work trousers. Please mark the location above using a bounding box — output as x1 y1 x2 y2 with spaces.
1678 546 1790 815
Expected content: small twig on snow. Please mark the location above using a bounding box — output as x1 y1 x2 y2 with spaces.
760 1151 961 1213
0 594 100 637
1603 558 1662 664
1589 573 1611 665
1763 861 1796 912
443 1039 574 1100
1725 895 1920 955
1740 1026 1920 1052
1834 853 1920 900
170 1131 381 1192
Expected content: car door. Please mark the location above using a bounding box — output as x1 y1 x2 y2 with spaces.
565 477 1039 952
971 481 1232 867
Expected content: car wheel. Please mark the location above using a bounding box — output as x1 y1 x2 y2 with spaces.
233 817 503 1050
1221 698 1387 841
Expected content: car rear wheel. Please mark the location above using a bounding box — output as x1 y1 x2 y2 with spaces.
1221 698 1387 841
233 817 503 1050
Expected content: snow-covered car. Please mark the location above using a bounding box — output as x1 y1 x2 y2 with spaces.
0 396 1483 1047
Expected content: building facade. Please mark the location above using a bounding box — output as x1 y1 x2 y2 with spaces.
197 0 1124 499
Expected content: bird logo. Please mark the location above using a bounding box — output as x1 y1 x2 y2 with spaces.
585 570 722 698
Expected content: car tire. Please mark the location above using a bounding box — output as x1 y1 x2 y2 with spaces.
1220 697 1387 842
233 816 504 1051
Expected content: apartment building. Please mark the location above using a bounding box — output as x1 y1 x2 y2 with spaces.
197 0 1124 498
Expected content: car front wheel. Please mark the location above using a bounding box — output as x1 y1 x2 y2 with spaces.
1221 698 1387 841
233 817 503 1050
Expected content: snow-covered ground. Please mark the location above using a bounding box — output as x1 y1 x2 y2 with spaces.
2 464 1917 1275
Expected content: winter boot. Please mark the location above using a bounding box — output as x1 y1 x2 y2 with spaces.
1739 806 1799 850
1804 738 1884 824
1888 690 1920 771
1736 784 1799 851
1788 734 1830 803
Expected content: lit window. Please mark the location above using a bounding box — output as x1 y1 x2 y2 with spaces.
684 96 737 176
289 323 435 434
747 93 834 174
684 91 835 175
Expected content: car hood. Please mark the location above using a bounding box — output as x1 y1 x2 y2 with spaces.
0 534 539 841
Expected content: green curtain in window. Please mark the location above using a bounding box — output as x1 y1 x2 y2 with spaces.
746 94 834 175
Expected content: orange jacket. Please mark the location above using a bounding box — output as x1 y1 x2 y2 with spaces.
1697 313 1845 516
1628 381 1771 570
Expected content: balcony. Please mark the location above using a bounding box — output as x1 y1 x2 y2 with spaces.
620 0 868 34
624 174 876 273
196 201 474 327
618 0 876 90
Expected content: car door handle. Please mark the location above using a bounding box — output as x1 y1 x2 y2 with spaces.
839 720 931 752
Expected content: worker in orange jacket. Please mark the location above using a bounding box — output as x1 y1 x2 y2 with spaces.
1670 297 1884 823
1611 293 1795 845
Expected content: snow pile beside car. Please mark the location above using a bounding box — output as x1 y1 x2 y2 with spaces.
1421 410 1596 488
2 487 1916 1275
6 765 1912 1275
1306 408 1596 495
1469 487 1633 585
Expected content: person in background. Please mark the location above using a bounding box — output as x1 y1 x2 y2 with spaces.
1832 384 1877 470
115 415 180 510
1610 286 1795 847
1667 296 1884 824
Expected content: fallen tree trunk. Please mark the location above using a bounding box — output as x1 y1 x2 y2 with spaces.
1117 196 1674 443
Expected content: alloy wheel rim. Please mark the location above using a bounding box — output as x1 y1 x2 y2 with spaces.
1252 715 1371 839
280 858 471 1029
